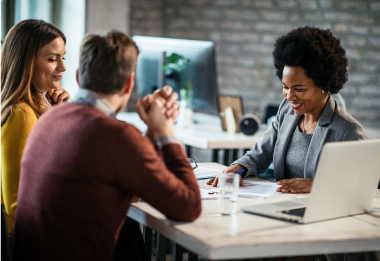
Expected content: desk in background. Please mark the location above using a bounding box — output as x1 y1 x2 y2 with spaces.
117 112 380 166
128 163 380 260
118 112 266 165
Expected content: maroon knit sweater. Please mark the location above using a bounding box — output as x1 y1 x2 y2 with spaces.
12 103 201 261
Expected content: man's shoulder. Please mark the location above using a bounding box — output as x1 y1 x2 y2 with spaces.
48 102 142 135
48 102 112 123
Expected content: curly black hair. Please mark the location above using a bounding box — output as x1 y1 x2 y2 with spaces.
272 26 348 94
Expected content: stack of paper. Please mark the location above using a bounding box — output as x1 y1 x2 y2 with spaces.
238 180 281 198
193 166 222 180
209 179 281 199
194 166 281 199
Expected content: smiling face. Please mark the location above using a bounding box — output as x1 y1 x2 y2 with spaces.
32 37 66 93
282 66 328 116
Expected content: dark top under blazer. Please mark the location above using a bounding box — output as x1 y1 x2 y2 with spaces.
233 95 368 180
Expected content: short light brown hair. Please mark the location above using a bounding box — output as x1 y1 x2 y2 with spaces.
78 30 139 94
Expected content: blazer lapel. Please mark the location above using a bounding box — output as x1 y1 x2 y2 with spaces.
273 113 301 180
304 95 335 178
304 126 329 178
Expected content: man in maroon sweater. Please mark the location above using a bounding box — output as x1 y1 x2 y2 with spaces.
13 31 201 261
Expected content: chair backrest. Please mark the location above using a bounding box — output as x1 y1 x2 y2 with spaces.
1 205 12 261
332 93 347 111
262 104 279 125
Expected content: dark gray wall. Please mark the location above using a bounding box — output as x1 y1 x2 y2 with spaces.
129 0 380 128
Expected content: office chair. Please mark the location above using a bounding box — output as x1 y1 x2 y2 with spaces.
332 93 347 111
262 104 279 125
1 205 12 261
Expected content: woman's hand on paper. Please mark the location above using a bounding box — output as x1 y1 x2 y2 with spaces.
276 178 313 193
206 164 245 187
47 87 71 103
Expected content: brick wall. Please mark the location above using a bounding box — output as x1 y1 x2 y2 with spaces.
130 0 380 129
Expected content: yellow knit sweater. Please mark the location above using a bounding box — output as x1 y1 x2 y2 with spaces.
1 102 38 235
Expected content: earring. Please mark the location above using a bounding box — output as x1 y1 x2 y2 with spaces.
322 90 324 94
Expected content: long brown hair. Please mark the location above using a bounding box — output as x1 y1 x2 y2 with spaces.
1 19 66 125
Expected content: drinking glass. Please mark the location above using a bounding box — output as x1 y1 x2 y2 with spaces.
218 172 239 215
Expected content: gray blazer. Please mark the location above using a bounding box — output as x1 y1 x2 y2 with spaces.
233 95 368 181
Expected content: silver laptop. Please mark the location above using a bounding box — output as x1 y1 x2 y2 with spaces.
241 139 380 224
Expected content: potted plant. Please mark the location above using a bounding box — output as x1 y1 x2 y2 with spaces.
163 53 194 127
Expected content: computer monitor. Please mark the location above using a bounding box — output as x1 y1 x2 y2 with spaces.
132 36 219 115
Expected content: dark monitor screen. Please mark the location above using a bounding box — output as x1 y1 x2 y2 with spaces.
132 36 219 115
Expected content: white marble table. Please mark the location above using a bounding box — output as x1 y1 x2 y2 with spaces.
127 163 380 260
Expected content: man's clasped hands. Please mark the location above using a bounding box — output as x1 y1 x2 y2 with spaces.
136 86 179 142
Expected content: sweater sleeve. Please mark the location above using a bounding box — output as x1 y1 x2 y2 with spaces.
115 126 202 222
1 103 37 229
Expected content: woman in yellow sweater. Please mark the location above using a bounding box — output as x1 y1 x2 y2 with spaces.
1 19 71 235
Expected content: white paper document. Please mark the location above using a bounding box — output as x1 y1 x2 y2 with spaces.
237 180 282 198
210 179 281 199
193 166 222 180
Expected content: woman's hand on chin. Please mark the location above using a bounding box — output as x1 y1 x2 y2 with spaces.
48 87 71 103
276 178 313 193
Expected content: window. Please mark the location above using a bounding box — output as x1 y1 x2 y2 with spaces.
1 0 85 96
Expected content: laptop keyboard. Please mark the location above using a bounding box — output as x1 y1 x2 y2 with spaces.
281 207 306 217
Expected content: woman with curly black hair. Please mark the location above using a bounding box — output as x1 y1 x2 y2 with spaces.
208 26 368 193
208 26 379 260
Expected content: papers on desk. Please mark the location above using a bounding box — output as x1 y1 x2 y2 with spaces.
194 166 281 199
237 180 282 199
209 179 282 199
193 166 222 180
